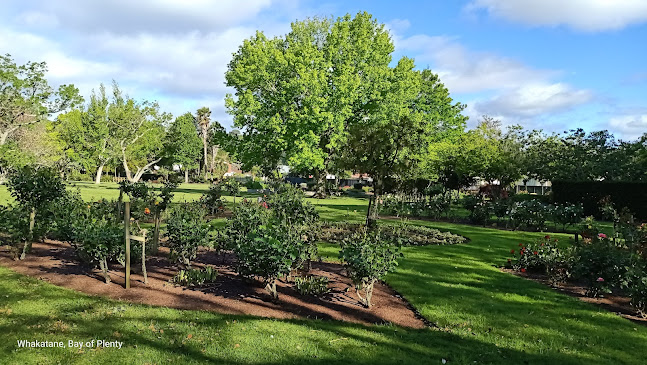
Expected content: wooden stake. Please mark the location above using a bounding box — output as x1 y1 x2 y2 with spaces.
124 202 131 289
141 229 148 284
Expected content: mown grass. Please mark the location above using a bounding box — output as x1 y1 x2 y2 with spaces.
1 183 646 364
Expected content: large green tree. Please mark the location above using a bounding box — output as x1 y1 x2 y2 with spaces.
55 84 114 184
225 12 395 194
109 84 169 182
165 113 202 183
343 62 467 223
0 54 82 145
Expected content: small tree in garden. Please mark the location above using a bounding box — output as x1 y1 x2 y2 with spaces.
200 183 226 215
165 203 209 267
235 221 305 299
226 184 319 299
339 228 403 307
222 178 241 204
0 204 31 259
77 217 124 284
7 166 66 259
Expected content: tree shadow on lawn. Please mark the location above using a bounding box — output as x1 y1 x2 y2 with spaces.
384 255 647 364
0 285 621 365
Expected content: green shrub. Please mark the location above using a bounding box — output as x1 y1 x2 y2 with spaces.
7 166 67 258
68 170 93 182
165 203 209 266
172 266 218 287
245 179 264 190
226 185 320 299
509 200 548 230
551 204 584 231
47 190 89 243
0 204 31 258
77 217 125 284
508 235 572 284
235 222 306 299
294 275 329 296
339 227 402 307
572 238 631 297
200 183 226 215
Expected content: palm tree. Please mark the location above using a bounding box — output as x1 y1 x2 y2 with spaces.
196 107 211 179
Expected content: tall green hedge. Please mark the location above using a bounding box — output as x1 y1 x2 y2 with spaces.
551 181 647 220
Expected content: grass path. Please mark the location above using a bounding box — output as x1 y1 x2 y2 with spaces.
1 185 646 364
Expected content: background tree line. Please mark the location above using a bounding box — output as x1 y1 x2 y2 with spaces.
1 12 646 195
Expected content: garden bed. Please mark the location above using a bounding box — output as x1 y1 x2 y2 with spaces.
501 267 647 325
0 240 426 329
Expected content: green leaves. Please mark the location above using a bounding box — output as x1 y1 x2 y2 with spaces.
165 203 209 266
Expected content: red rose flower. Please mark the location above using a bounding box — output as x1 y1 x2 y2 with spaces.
518 243 523 247
521 268 526 273
544 235 550 239
510 249 515 254
533 251 538 255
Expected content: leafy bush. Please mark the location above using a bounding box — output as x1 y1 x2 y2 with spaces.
265 183 319 226
222 178 241 201
172 266 218 287
245 179 264 190
551 204 584 231
294 275 329 296
76 217 125 284
509 200 548 231
7 166 67 258
235 221 307 299
226 185 319 299
623 262 647 317
508 235 572 284
200 183 226 215
47 190 89 243
461 195 491 225
0 204 31 258
572 238 631 297
339 227 402 307
165 203 209 266
68 170 92 182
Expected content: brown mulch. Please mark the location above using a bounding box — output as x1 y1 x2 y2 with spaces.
501 268 647 325
0 240 426 329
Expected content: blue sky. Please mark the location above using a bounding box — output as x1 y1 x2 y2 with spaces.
1 0 646 140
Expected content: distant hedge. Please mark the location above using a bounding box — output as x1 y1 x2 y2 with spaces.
551 181 647 220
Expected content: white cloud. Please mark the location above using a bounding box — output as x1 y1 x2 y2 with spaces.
609 114 647 140
1 0 300 127
465 0 647 32
473 83 593 118
14 0 274 34
395 34 558 93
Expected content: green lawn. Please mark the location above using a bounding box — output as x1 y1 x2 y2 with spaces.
1 185 646 364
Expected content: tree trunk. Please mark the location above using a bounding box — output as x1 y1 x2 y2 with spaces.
184 169 189 183
366 176 381 227
265 280 278 300
141 239 148 285
122 158 133 182
314 170 328 198
99 258 111 284
20 208 36 260
211 145 218 174
151 212 160 254
203 126 209 180
0 130 9 145
95 163 105 184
